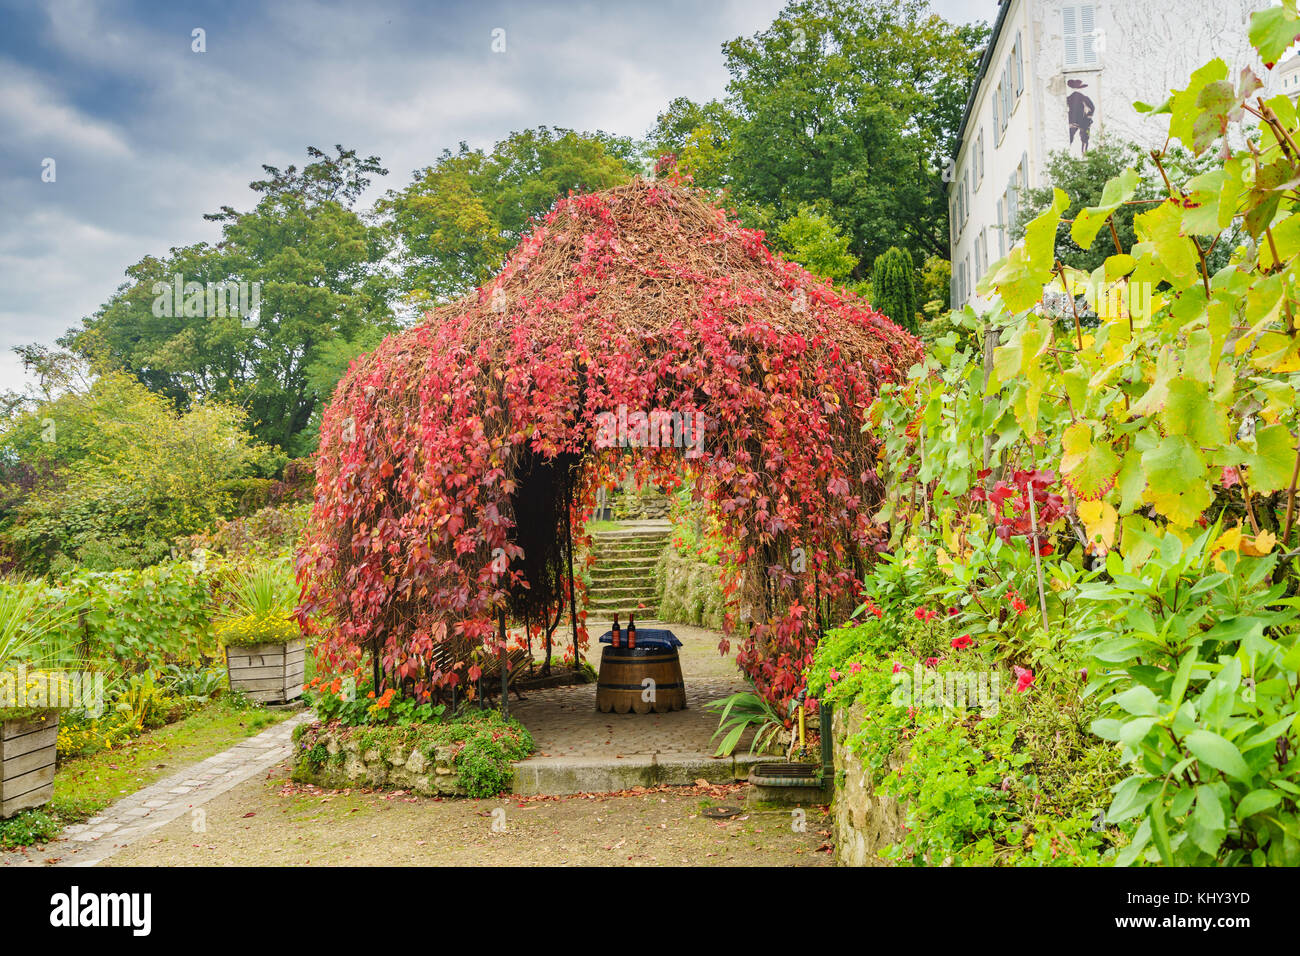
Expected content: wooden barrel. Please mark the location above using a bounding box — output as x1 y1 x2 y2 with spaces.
596 646 687 714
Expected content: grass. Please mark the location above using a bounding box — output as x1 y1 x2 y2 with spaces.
584 519 623 534
0 693 290 849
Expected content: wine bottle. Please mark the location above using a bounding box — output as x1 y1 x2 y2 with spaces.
611 613 621 648
627 612 637 649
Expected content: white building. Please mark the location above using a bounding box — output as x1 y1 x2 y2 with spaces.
948 0 1271 310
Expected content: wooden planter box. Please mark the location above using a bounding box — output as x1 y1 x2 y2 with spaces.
225 639 306 705
1 712 58 819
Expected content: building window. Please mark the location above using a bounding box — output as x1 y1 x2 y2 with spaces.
962 169 970 228
981 229 990 275
976 127 985 185
1013 31 1024 96
1064 4 1099 69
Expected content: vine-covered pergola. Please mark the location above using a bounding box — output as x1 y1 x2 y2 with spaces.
297 178 920 712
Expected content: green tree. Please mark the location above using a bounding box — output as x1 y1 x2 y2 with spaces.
916 255 952 318
871 246 918 332
642 97 737 190
0 373 276 572
719 0 988 276
63 146 398 456
384 127 641 303
774 204 859 283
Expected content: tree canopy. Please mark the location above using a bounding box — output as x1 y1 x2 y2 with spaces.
62 146 399 456
382 127 641 304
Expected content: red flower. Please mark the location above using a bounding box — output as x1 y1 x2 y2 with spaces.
891 662 902 673
950 634 974 650
947 606 959 616
1008 589 1028 616
913 607 937 622
1013 666 1035 693
924 657 939 669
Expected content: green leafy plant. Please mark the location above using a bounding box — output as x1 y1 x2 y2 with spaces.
705 691 786 756
217 557 297 621
114 672 170 734
1080 526 1300 866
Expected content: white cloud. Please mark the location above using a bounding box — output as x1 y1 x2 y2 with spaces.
0 61 132 157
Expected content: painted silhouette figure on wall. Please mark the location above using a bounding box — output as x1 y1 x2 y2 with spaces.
1067 78 1095 154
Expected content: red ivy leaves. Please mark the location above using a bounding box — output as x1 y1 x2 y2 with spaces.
297 181 918 713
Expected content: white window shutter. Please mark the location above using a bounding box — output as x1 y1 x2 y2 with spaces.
1014 32 1024 94
1063 6 1079 68
1081 4 1097 65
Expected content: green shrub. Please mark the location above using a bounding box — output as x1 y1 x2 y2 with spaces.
0 808 60 849
1079 529 1300 867
48 562 215 671
810 597 1125 866
870 246 918 332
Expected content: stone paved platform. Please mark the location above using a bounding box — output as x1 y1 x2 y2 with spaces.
511 623 764 793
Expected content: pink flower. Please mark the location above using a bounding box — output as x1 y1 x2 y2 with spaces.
829 667 841 682
1013 666 1035 693
850 661 862 674
950 634 974 650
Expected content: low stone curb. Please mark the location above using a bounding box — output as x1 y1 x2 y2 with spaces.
511 751 763 795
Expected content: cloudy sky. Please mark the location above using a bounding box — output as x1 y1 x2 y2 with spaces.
0 0 988 393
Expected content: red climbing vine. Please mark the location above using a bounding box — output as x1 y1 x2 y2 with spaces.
297 178 920 713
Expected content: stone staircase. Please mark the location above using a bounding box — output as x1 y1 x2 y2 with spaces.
584 521 671 623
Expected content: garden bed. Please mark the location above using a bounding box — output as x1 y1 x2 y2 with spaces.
292 710 534 799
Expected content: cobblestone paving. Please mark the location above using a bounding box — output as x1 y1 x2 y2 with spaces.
1 711 313 867
512 623 752 758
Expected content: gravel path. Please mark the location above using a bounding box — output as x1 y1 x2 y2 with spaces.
108 768 832 866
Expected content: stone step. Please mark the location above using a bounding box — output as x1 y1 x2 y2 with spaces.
586 582 657 596
512 754 763 796
591 546 666 560
590 542 670 553
590 531 671 542
591 555 665 566
587 572 655 587
586 601 658 614
592 558 661 572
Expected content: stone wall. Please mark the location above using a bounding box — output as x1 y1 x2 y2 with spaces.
829 699 906 866
609 484 671 520
291 723 466 797
653 549 726 629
